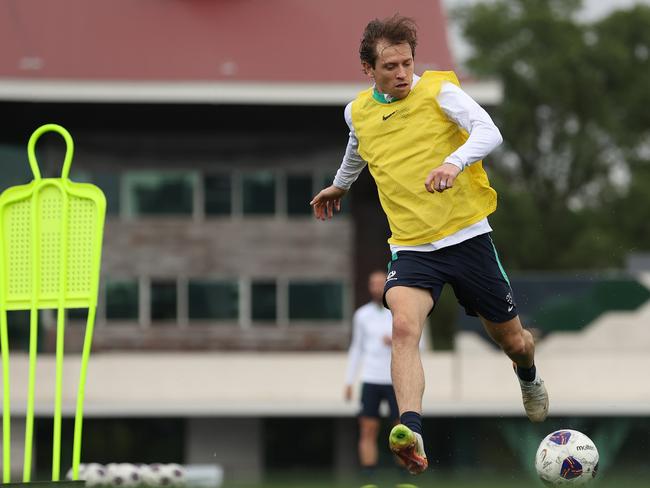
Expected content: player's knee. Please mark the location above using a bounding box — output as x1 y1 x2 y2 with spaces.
360 423 379 439
392 313 420 344
501 334 527 357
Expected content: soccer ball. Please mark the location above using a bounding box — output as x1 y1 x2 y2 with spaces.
106 463 142 487
157 463 186 486
139 464 160 486
145 463 185 486
535 429 599 485
66 463 108 486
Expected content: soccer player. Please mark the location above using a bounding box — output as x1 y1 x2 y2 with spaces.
311 15 549 476
344 270 425 484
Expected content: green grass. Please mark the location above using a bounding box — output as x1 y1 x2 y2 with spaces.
225 482 649 488
222 473 649 488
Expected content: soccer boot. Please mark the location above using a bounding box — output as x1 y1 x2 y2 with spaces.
389 424 428 475
514 364 549 422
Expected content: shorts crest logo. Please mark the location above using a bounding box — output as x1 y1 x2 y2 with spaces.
386 270 397 282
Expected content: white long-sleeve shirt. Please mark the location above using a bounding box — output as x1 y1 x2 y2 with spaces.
344 301 425 386
344 302 394 385
333 74 503 253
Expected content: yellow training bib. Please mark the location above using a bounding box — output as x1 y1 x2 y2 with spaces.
351 71 497 246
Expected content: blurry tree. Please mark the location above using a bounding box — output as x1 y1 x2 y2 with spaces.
588 6 650 151
453 0 650 269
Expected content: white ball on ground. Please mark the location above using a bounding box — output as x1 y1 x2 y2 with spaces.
66 463 109 486
139 463 161 486
106 463 142 487
157 464 186 487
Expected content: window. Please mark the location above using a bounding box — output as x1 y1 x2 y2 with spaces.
93 171 121 216
289 281 344 320
125 172 195 216
67 308 88 321
71 169 122 218
242 171 275 215
0 144 32 193
69 170 92 183
204 173 232 216
106 279 139 320
286 174 313 216
189 280 238 320
252 281 277 322
151 280 177 321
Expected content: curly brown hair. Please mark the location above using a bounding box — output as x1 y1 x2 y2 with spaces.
359 14 418 68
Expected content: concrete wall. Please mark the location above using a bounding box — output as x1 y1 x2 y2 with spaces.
3 336 650 418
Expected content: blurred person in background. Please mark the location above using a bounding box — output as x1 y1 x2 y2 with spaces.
345 270 396 484
311 14 548 477
345 270 422 488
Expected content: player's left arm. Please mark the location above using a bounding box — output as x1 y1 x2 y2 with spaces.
425 82 503 193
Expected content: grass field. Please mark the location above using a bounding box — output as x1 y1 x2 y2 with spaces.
225 480 648 488
226 484 646 488
224 481 649 488
222 472 649 488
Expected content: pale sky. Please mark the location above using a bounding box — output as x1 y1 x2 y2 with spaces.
441 0 650 63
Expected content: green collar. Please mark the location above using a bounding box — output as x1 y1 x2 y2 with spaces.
372 87 397 104
372 74 421 103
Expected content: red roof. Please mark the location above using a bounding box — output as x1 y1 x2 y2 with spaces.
0 0 454 83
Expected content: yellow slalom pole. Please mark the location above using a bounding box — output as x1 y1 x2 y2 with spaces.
52 306 66 481
52 185 70 482
22 307 39 482
0 308 11 483
72 305 97 479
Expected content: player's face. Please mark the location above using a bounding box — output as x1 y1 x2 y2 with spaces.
368 272 386 303
364 41 414 100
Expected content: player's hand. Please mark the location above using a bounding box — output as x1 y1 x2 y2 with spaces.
310 185 347 220
425 162 461 193
344 385 353 402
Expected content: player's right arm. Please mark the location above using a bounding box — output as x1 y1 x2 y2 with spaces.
310 102 367 220
310 185 347 220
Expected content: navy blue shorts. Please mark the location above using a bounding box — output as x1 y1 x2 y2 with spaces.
384 233 517 323
360 383 399 420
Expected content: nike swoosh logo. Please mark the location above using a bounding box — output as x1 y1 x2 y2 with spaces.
508 305 514 312
382 111 397 121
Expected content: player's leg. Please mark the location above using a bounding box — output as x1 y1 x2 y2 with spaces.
480 314 534 367
449 233 549 422
358 383 382 480
385 286 432 474
481 315 548 422
386 286 431 416
358 416 381 467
